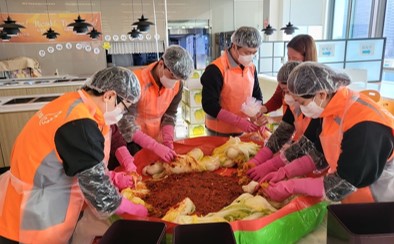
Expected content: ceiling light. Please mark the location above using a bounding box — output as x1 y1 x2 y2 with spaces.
43 0 60 40
132 14 154 33
280 22 298 35
0 30 11 41
0 16 25 36
262 24 276 35
43 27 59 40
127 27 140 39
87 28 102 39
281 0 298 35
132 0 154 33
67 15 93 34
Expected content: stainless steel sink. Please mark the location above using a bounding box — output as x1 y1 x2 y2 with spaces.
3 97 35 105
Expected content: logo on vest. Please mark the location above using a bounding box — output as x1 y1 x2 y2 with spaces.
37 111 62 126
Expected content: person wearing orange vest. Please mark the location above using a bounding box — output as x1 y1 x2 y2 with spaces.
248 62 351 181
116 45 194 164
201 26 265 137
261 62 394 203
0 67 148 244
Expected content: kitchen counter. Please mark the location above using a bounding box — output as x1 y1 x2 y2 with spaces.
0 75 86 89
0 93 62 113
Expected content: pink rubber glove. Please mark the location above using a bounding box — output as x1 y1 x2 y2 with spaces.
115 146 137 172
115 197 148 217
261 177 324 202
133 130 176 162
217 109 259 133
161 125 174 150
262 155 316 183
247 154 285 181
108 171 134 190
250 147 273 166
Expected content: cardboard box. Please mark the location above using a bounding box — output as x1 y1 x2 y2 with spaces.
184 78 202 90
327 202 394 244
182 103 205 124
186 122 206 138
182 87 202 107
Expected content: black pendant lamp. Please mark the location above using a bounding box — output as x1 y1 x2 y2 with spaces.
128 27 140 38
43 0 59 40
0 30 11 41
86 0 101 40
0 16 25 36
281 0 298 35
127 0 140 38
132 0 154 33
43 28 59 40
67 0 93 35
280 22 298 35
87 28 102 39
262 24 276 35
0 1 25 37
67 15 93 34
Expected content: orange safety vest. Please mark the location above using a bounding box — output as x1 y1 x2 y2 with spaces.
205 51 255 134
320 87 394 203
134 62 180 140
290 103 311 141
0 90 110 243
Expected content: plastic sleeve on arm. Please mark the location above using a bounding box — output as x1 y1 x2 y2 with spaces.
307 146 330 172
117 103 140 143
283 135 314 162
324 172 357 202
77 162 122 218
265 121 295 153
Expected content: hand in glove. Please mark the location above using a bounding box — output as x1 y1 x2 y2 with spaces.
133 130 176 162
115 146 137 172
261 177 324 202
115 197 148 217
250 147 273 166
217 109 259 133
108 171 134 190
247 154 285 181
161 125 175 150
262 155 316 183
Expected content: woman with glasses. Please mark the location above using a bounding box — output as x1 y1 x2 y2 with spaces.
0 67 147 244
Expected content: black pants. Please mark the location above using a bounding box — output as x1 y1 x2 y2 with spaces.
0 236 18 244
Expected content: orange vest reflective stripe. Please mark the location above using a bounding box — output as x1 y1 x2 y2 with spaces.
320 87 394 203
134 62 180 140
0 90 109 243
205 51 255 134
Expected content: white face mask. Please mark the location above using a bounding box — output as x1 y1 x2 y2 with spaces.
238 54 254 66
160 74 178 89
104 102 124 125
284 94 296 106
300 96 324 118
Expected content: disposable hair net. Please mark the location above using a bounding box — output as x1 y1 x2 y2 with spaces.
231 26 262 49
287 62 351 96
277 61 301 84
163 45 194 80
84 66 141 103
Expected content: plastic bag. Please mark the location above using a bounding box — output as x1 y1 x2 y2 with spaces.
241 97 262 117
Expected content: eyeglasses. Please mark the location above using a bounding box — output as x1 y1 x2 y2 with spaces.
116 95 130 113
162 61 179 80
